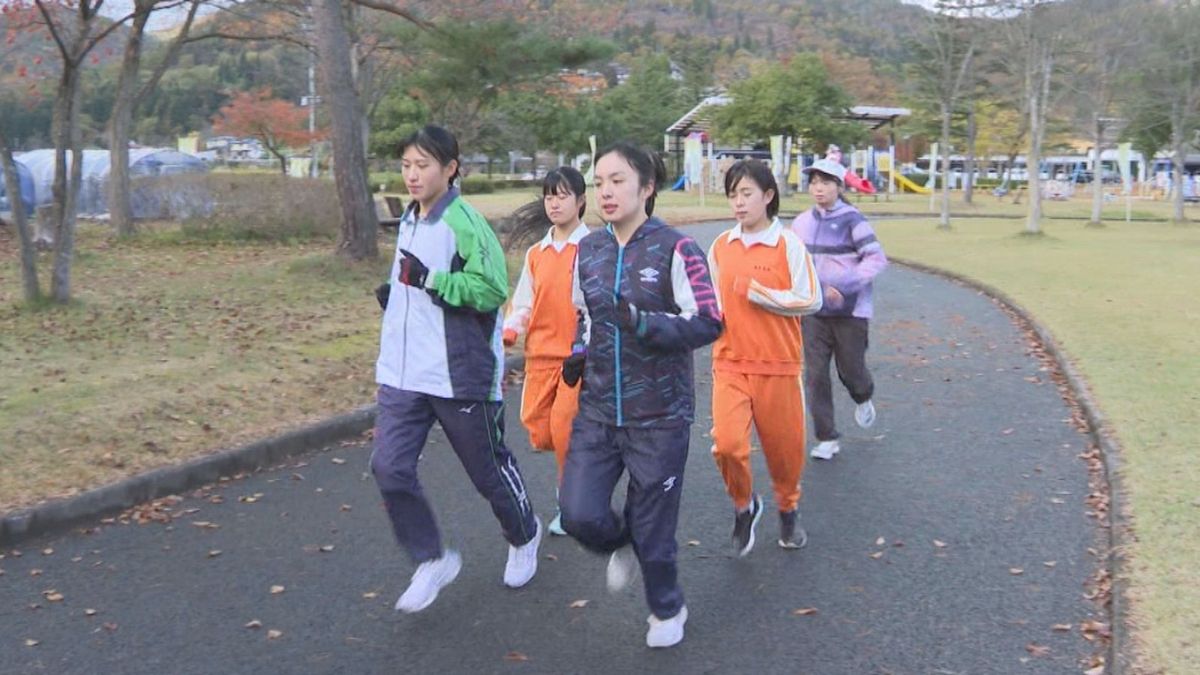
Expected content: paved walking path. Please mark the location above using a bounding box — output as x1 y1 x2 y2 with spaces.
0 222 1106 674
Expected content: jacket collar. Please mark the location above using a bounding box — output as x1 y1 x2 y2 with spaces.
537 222 589 250
606 215 666 245
406 186 460 224
727 217 783 247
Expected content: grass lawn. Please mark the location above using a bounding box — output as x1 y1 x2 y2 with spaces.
877 214 1199 674
0 224 390 511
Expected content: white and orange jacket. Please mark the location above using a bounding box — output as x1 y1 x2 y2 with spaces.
707 217 823 376
503 223 589 369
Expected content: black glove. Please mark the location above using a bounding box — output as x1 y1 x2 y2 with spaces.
397 248 429 288
562 349 586 387
615 294 640 332
375 283 390 310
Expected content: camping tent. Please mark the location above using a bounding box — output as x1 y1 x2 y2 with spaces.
16 148 208 218
0 157 35 218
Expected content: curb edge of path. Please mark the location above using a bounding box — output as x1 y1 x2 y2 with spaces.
0 354 527 548
893 257 1132 675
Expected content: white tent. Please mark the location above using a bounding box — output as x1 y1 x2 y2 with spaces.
16 148 208 218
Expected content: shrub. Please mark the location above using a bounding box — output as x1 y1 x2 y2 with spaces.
178 174 340 243
460 175 496 194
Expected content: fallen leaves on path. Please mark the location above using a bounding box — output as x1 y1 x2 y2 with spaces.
25 638 39 647
504 651 529 662
270 585 286 595
1009 568 1024 575
933 539 948 548
569 599 588 609
245 620 263 629
267 629 283 640
1025 642 1051 658
792 608 818 616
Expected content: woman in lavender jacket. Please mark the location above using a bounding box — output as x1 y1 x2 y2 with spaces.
790 158 888 460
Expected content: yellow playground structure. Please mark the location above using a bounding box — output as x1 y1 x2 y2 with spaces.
877 154 931 195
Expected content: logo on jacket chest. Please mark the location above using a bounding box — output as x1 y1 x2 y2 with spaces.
638 267 660 284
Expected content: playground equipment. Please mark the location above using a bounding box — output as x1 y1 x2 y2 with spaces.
881 169 931 195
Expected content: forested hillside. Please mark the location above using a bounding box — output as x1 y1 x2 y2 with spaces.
1 0 929 150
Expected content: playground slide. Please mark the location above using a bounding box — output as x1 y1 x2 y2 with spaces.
888 170 932 195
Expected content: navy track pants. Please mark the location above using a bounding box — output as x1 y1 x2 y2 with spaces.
371 385 537 564
560 416 690 619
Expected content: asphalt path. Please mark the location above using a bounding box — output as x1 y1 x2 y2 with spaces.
0 221 1106 674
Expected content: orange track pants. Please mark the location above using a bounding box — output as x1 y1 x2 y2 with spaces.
519 364 579 480
711 371 807 513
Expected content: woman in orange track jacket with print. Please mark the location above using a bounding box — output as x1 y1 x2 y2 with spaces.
503 167 590 536
707 160 823 556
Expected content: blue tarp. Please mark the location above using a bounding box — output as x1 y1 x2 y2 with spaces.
0 158 35 218
15 148 208 217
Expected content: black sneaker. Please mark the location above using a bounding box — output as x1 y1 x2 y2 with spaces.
778 510 808 550
731 494 764 557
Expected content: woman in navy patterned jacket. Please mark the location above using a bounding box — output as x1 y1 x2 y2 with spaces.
559 142 722 648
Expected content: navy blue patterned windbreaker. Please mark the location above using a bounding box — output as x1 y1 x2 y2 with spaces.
571 217 723 428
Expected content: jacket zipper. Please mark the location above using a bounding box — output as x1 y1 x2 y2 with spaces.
399 220 419 388
611 227 624 427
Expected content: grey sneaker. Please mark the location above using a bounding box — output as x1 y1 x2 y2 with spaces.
606 546 639 592
503 517 542 588
646 605 688 648
731 493 764 557
778 510 808 550
810 439 840 460
854 400 876 428
395 550 462 613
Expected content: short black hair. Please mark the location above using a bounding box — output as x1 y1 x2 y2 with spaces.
543 166 587 219
594 141 667 217
723 160 781 219
397 125 461 189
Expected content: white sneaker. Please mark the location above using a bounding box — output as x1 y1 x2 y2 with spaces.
810 439 840 460
395 550 462 613
548 511 567 536
646 605 688 648
855 400 876 428
606 546 639 593
503 516 543 588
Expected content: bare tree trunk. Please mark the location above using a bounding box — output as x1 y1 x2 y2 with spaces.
0 130 41 302
1170 109 1187 223
109 1 201 236
1025 52 1052 235
51 75 83 302
964 102 976 204
108 8 150 237
108 4 152 236
1089 115 1105 226
939 102 952 229
313 0 378 260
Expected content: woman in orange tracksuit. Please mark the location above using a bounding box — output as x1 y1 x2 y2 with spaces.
503 167 590 536
707 160 823 556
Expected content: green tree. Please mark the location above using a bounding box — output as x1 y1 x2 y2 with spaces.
601 54 688 149
397 19 613 153
710 55 864 151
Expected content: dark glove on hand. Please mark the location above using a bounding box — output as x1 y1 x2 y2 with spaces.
397 248 429 288
375 283 390 310
562 349 586 387
615 294 640 332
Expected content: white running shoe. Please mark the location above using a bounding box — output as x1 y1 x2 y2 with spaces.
810 439 841 460
548 511 567 536
606 546 639 593
646 605 688 648
503 516 543 588
855 400 876 428
395 550 462 613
